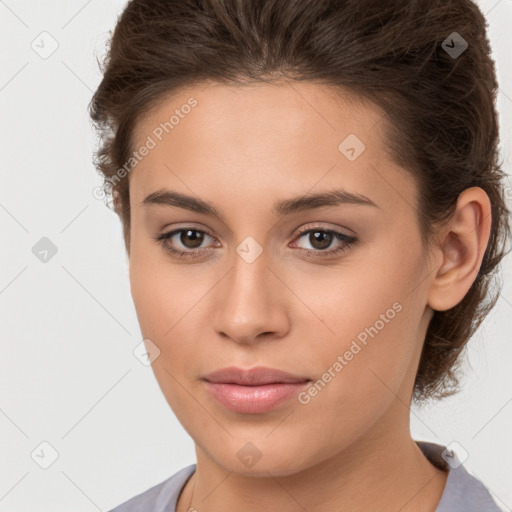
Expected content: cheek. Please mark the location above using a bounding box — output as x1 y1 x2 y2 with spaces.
290 234 422 347
129 231 190 331
128 242 216 372
293 296 420 455
130 262 197 348
129 253 204 414
297 241 426 409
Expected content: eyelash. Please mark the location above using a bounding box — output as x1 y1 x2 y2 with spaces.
153 225 357 260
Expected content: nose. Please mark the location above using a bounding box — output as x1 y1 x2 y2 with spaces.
213 247 290 346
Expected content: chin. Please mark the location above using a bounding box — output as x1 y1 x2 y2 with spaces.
202 436 319 478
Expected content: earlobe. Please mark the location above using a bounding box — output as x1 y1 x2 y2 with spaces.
427 187 492 312
113 190 123 216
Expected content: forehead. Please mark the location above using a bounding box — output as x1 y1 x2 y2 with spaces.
129 80 415 215
132 80 380 151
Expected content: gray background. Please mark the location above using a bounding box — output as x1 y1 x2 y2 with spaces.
1 1 511 510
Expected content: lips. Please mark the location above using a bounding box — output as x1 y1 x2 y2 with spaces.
202 366 311 385
201 366 312 413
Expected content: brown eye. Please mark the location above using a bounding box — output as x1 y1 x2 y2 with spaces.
179 229 205 249
292 227 357 258
154 227 218 258
307 230 333 250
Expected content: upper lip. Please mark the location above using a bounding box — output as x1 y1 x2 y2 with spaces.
202 366 311 385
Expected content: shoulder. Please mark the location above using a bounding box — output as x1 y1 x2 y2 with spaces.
416 440 503 512
107 464 196 512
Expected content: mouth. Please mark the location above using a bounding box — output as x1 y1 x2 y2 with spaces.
202 366 312 413
202 365 311 385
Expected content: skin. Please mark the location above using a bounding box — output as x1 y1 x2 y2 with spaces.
125 80 491 512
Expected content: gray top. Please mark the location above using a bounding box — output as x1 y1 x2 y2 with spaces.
108 441 502 511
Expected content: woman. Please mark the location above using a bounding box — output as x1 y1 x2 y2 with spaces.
89 0 510 510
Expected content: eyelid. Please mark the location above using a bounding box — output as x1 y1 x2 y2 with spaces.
291 222 355 238
155 225 219 246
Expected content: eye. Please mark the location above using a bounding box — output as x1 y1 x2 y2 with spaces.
291 226 357 258
153 228 219 258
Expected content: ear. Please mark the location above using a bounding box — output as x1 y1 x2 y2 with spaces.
427 186 492 312
113 189 123 217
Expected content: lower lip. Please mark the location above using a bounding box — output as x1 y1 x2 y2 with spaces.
203 380 310 413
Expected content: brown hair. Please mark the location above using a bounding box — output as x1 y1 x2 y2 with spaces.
89 0 511 403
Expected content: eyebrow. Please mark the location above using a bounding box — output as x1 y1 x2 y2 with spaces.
141 188 379 219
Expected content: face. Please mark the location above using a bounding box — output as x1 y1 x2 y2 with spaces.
128 80 435 476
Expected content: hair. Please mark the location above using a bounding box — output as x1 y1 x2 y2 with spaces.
89 0 510 404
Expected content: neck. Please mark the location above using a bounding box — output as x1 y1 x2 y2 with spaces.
177 403 448 512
